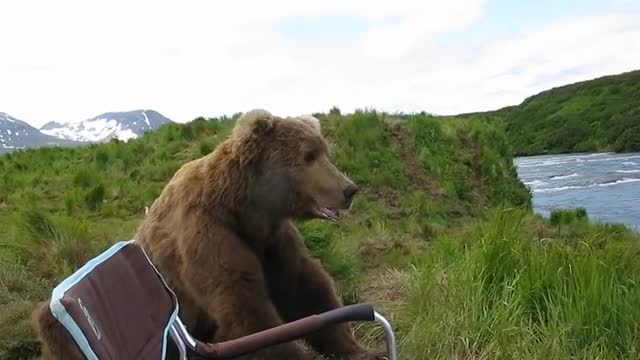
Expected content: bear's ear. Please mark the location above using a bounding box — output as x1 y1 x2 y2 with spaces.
232 109 275 139
298 115 322 133
231 109 276 165
295 114 322 134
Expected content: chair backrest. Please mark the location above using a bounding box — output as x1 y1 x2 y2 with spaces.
49 239 179 360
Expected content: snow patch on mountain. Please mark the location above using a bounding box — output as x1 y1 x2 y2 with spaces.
40 110 172 143
42 117 134 142
0 112 79 153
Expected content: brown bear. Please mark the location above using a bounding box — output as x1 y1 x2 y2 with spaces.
32 109 385 360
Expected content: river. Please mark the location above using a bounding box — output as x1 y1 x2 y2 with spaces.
514 152 640 230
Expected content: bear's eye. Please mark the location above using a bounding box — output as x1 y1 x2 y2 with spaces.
304 150 318 163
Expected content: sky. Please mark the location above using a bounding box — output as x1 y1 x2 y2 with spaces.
1 0 639 128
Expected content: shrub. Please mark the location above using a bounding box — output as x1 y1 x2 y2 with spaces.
73 168 96 188
94 149 109 168
84 184 106 211
550 207 589 227
199 141 213 156
15 209 97 282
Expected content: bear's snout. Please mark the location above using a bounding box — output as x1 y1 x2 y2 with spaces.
342 183 359 207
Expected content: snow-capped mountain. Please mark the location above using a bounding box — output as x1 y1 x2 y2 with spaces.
40 110 173 143
0 112 79 154
40 121 65 131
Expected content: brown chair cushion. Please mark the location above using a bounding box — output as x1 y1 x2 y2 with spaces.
49 240 179 360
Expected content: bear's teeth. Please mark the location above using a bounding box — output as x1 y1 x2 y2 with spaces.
321 208 339 221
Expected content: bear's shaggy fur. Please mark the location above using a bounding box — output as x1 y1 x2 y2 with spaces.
32 110 385 360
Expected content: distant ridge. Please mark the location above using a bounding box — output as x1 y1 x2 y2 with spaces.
0 112 81 154
480 69 640 156
40 109 173 143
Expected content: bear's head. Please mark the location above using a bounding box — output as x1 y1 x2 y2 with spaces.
230 109 358 222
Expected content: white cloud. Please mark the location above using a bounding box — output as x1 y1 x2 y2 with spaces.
0 0 638 127
444 12 640 114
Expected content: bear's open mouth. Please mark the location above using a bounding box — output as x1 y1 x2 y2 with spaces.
313 207 340 221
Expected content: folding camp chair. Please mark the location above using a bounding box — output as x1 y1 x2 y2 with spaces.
48 240 398 359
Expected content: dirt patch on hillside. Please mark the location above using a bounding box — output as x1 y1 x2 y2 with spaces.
385 120 470 218
385 121 444 199
359 237 393 270
460 134 489 206
358 268 411 306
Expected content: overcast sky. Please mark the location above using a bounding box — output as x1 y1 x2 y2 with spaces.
1 0 639 128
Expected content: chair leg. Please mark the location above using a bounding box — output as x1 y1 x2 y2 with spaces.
170 325 188 360
374 311 397 360
174 316 198 349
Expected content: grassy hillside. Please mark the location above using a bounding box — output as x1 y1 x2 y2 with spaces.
484 70 640 156
1 109 638 359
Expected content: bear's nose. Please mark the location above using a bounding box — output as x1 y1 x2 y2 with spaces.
343 183 359 202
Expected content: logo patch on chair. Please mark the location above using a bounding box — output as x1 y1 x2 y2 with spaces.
78 297 102 341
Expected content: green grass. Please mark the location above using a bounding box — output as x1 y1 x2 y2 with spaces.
387 208 640 359
1 108 639 359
